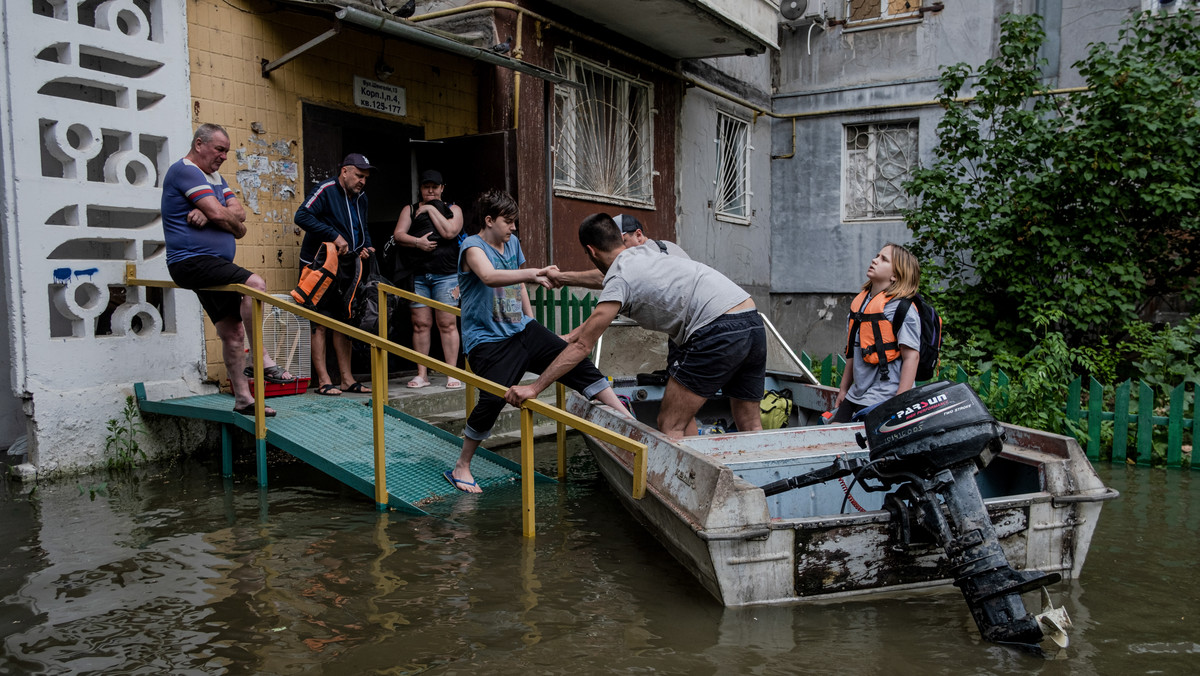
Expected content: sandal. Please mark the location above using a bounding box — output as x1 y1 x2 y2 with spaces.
243 365 297 384
315 383 342 396
233 402 276 417
445 377 463 389
407 376 430 389
342 382 370 394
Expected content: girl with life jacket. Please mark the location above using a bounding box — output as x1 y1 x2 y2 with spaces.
830 243 922 423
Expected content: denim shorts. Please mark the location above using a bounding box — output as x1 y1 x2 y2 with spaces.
668 310 766 400
411 273 458 309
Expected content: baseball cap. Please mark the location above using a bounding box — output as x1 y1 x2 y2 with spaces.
341 153 375 170
419 169 444 185
614 214 645 234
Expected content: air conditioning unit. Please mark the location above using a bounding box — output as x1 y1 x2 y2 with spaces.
780 0 826 24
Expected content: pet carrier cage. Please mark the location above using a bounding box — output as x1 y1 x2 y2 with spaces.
240 295 311 396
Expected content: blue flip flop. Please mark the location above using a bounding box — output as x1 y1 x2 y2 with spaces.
443 470 478 492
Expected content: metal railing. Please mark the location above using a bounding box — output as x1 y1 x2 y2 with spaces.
125 264 647 537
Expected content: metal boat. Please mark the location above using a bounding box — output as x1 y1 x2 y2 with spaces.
568 318 1116 646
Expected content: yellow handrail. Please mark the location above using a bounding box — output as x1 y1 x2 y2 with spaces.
126 264 646 537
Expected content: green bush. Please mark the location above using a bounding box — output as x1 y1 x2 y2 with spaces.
906 10 1200 359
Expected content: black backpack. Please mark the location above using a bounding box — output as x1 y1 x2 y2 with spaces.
352 253 399 336
891 294 943 381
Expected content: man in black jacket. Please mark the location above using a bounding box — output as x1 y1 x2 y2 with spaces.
293 153 376 395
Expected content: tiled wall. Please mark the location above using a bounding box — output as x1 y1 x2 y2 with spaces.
187 0 480 380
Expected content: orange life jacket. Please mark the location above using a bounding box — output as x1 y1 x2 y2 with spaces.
291 241 338 308
845 290 901 374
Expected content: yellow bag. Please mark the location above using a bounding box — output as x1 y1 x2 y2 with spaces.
760 388 794 429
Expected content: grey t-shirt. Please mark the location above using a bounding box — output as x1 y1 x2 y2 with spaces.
846 295 922 407
652 239 691 260
598 242 749 345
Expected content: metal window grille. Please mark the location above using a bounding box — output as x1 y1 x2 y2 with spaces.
845 0 922 25
553 52 653 206
844 120 918 220
714 111 750 220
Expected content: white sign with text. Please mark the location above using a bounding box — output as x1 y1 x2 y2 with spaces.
354 76 406 117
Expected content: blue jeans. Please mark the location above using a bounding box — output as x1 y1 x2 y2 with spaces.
411 273 458 309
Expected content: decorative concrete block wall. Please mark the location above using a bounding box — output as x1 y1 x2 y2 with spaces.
1 0 209 474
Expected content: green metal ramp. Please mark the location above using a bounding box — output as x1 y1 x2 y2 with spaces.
134 383 551 514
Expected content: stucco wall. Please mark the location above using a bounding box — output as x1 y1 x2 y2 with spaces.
676 87 772 295
767 0 1145 357
1055 1 1144 87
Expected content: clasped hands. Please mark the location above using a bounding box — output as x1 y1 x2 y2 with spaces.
530 265 569 289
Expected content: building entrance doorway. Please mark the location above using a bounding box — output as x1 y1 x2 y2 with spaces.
300 106 518 382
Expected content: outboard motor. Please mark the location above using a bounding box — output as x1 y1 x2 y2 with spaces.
759 381 1067 648
855 381 1059 646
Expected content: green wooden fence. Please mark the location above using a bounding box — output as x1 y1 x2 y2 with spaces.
801 353 1194 470
530 286 596 334
1066 377 1194 467
527 290 1194 471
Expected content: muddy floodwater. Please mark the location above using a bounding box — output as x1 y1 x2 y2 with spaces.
1 440 1197 675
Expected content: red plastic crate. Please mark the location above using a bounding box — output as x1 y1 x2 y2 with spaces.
227 377 310 397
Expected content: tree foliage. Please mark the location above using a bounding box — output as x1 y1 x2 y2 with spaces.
905 10 1200 357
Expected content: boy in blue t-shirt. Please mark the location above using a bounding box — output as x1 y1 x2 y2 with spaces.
444 190 628 493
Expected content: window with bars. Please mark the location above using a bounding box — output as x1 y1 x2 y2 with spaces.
714 111 750 222
844 121 918 221
553 52 654 207
845 0 922 26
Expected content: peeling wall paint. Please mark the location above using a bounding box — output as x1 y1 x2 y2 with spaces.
234 137 298 217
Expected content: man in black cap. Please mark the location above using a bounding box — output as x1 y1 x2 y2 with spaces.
293 153 377 395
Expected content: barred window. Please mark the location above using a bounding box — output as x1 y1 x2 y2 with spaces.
845 0 922 26
714 112 750 222
553 52 654 207
844 121 918 221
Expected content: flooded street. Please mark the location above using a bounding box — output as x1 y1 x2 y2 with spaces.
1 441 1196 675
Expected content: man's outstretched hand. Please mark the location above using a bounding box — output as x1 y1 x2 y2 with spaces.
544 267 568 289
531 265 559 289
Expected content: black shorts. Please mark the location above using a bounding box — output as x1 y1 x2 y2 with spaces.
168 255 252 325
462 323 610 441
668 310 766 400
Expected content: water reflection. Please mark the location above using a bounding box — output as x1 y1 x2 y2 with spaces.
0 449 1196 675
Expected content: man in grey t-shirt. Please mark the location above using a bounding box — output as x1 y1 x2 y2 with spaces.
506 213 766 439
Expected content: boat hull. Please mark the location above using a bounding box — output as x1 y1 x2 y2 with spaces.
570 385 1115 607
